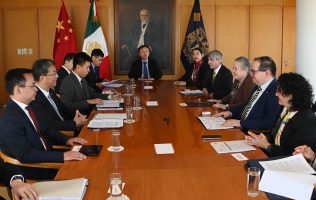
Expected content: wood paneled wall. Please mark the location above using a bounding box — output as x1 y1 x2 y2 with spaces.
0 0 296 104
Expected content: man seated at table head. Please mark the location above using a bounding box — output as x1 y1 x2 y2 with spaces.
85 48 105 92
55 52 75 94
30 59 87 133
203 50 233 99
209 56 256 110
0 68 87 180
128 44 162 80
174 47 211 90
214 56 281 132
59 52 116 115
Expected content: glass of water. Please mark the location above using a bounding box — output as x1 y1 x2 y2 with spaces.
109 172 123 197
112 130 121 152
247 167 261 197
125 106 134 123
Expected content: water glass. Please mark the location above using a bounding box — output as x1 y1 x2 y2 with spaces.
112 130 121 151
109 173 123 197
247 167 261 197
133 96 141 110
125 85 133 96
130 78 135 87
125 106 134 123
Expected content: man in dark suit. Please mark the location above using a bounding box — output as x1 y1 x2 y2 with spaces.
1 159 38 200
85 49 104 92
0 68 87 180
215 56 281 131
204 50 233 99
128 45 162 80
60 52 116 115
30 59 87 133
175 48 211 90
55 53 75 94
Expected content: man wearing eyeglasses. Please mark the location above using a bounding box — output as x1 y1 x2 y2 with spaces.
30 59 87 134
0 68 87 180
214 56 281 132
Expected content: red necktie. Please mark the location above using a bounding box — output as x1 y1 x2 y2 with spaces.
25 106 51 150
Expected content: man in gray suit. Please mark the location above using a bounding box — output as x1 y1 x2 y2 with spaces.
60 52 116 115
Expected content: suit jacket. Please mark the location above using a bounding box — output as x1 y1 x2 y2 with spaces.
266 108 316 157
0 99 69 164
30 88 76 131
85 65 102 92
178 60 211 90
221 75 256 109
230 78 281 131
55 67 70 94
128 58 162 80
206 65 233 99
59 72 109 115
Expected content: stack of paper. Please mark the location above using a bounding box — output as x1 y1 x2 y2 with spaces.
154 143 175 154
259 154 316 200
96 101 124 111
32 178 88 200
87 119 124 129
179 89 204 95
94 113 126 120
210 140 256 153
198 116 233 130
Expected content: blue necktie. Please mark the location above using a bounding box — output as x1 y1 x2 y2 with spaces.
143 62 149 79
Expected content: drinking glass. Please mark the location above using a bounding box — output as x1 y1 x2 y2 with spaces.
247 167 261 197
112 130 121 151
125 106 134 123
109 173 123 197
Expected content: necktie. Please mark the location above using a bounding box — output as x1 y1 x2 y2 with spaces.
240 86 262 120
143 62 149 79
47 94 64 121
142 23 146 29
230 82 240 102
25 106 51 150
192 64 200 82
212 71 216 84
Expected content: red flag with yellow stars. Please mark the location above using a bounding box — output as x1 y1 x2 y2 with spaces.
53 0 76 70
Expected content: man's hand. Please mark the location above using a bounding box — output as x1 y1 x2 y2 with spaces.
111 93 121 100
213 103 227 110
87 98 103 105
66 137 88 146
96 83 104 89
11 179 39 200
213 111 232 118
64 151 87 161
73 110 87 127
222 119 241 127
174 81 186 86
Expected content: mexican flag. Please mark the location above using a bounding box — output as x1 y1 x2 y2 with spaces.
82 0 112 80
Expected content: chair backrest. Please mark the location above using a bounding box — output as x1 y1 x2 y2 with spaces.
0 151 61 169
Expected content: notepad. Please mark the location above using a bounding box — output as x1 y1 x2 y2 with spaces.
154 143 175 154
146 101 158 106
198 116 233 130
32 178 88 200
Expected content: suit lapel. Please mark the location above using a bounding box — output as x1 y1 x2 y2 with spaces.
70 73 86 99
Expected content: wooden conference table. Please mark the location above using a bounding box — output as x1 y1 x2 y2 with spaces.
56 80 268 200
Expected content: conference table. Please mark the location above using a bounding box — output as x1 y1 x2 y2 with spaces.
55 80 268 200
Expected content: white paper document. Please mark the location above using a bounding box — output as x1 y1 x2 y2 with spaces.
144 86 153 89
96 102 120 108
198 116 233 130
32 178 88 200
210 140 256 154
179 89 204 95
154 143 175 154
94 113 126 120
259 154 316 174
87 119 124 129
259 170 316 200
102 99 124 103
146 101 158 106
104 83 124 88
101 80 118 86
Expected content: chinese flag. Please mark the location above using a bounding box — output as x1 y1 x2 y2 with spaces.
53 1 76 70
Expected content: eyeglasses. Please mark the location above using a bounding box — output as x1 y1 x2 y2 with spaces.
19 84 36 88
250 69 266 74
45 72 57 76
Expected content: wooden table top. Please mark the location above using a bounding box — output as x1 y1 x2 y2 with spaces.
56 80 267 200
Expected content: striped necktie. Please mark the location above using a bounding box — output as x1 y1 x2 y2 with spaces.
212 71 216 83
47 94 64 121
240 86 262 120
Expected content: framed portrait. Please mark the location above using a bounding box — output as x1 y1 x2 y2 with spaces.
114 0 174 75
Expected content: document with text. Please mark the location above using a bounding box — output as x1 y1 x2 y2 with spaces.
198 116 233 130
94 113 126 120
87 119 124 129
210 140 256 154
